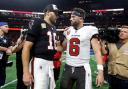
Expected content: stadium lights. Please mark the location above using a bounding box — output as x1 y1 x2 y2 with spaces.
0 8 124 15
92 8 124 13
9 27 21 31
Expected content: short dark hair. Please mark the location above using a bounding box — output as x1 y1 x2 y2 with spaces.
72 8 86 19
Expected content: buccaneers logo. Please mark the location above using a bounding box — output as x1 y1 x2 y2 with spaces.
67 30 70 35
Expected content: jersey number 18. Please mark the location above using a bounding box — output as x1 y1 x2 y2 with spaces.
47 31 57 50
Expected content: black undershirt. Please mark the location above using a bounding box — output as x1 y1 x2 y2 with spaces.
116 41 124 49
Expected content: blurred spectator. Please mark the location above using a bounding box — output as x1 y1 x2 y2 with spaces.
0 22 12 86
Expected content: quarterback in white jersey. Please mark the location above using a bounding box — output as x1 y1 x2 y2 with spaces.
64 26 98 66
60 8 104 89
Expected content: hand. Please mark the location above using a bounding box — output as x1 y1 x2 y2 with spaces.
6 48 12 54
56 41 63 52
23 72 34 86
96 70 104 87
56 41 61 46
53 61 61 69
64 27 69 31
54 52 62 60
17 37 23 44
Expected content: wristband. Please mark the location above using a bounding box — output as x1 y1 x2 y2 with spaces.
97 64 103 71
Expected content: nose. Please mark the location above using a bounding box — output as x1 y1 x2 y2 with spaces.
70 17 72 21
6 27 9 30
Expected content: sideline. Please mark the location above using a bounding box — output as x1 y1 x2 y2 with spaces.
0 79 17 88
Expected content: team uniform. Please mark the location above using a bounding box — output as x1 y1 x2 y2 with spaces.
26 18 57 89
0 36 11 86
60 26 98 89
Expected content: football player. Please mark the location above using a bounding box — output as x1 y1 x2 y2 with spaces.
22 4 61 89
60 8 104 89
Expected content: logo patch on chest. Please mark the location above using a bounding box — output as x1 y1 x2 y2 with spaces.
67 30 70 35
41 23 46 29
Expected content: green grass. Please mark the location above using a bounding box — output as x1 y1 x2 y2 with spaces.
2 54 109 89
90 56 108 89
0 54 17 89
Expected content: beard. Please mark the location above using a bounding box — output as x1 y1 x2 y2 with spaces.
50 17 56 25
2 29 8 34
71 21 79 30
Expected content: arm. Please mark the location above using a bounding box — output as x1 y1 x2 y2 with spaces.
0 46 8 51
22 41 33 86
56 37 67 52
11 36 25 53
91 38 104 87
100 40 108 55
5 36 24 54
0 46 13 55
56 41 63 52
62 38 67 51
12 42 24 53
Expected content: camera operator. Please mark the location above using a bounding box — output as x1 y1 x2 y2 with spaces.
99 27 120 43
101 25 128 89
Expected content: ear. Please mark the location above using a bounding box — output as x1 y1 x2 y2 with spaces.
80 17 83 20
46 11 51 16
45 11 49 16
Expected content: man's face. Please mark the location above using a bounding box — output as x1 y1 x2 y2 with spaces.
0 25 9 33
49 11 58 25
70 14 81 27
119 27 128 40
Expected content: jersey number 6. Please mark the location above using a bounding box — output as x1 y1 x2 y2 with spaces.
69 38 80 56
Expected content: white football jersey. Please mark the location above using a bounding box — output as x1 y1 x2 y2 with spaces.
64 26 98 66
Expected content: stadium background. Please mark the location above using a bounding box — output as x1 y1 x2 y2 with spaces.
0 0 128 89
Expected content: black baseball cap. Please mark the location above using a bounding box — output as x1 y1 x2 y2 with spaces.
44 4 59 12
43 4 62 15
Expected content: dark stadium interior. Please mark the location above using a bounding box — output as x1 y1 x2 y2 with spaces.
0 0 127 11
0 0 128 42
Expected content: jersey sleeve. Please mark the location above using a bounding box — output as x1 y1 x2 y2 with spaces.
63 27 71 37
26 19 41 42
63 28 67 37
90 26 98 36
89 26 98 39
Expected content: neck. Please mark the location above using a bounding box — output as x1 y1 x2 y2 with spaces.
0 30 4 37
44 17 53 26
120 39 128 44
74 22 83 30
